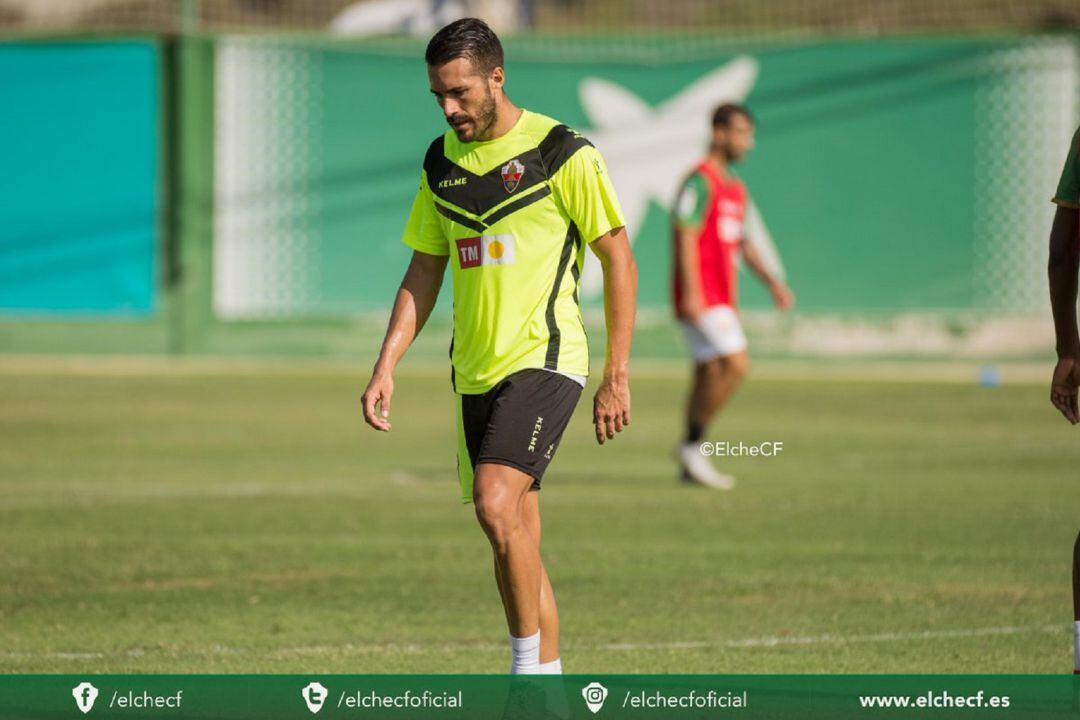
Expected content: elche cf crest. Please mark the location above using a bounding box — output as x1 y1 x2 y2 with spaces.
501 158 524 193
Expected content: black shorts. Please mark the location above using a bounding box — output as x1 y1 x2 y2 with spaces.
455 368 584 503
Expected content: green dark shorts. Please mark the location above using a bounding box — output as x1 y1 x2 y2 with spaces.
455 368 583 503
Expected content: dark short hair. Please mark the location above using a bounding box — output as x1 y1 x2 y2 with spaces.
425 18 504 75
712 103 754 128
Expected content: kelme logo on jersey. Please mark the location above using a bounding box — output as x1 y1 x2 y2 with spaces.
456 234 516 269
500 158 524 193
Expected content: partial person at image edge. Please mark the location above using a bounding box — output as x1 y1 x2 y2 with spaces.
1045 123 1080 675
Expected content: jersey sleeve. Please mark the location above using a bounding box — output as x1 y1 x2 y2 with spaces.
1052 126 1080 208
401 171 449 256
673 172 709 229
551 145 626 244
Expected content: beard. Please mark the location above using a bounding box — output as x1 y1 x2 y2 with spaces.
473 89 497 139
449 87 498 142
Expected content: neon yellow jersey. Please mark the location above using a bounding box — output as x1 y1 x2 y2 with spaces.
401 109 625 394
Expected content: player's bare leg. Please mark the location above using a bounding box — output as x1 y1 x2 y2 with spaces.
474 462 543 672
679 350 749 488
493 490 559 667
691 350 749 428
523 491 560 665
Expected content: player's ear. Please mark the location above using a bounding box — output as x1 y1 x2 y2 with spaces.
489 65 505 91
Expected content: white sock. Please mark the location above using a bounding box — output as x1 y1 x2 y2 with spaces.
1074 621 1079 671
509 631 541 674
538 658 562 674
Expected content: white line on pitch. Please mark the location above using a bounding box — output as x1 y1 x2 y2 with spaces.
0 624 1065 662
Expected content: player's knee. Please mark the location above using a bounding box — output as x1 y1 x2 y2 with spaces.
725 352 750 381
473 481 519 549
474 500 518 550
696 359 724 383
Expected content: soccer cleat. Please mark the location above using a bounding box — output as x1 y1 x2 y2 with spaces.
677 443 735 490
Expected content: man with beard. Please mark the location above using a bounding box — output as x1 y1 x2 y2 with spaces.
1046 124 1080 673
362 17 637 675
671 104 794 489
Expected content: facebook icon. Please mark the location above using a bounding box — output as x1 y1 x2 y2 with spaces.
71 682 99 714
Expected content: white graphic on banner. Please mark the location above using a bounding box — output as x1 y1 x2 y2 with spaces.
577 56 786 300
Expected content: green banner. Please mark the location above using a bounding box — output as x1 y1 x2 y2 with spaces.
211 36 1078 318
203 34 1078 358
2 675 1077 719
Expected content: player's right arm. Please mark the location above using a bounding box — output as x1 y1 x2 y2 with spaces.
362 171 450 432
363 250 448 431
1048 127 1080 424
673 173 708 321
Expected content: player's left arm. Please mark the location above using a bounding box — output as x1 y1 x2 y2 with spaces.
590 227 637 445
741 238 794 311
552 139 638 444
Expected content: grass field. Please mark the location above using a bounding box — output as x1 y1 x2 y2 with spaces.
0 360 1075 673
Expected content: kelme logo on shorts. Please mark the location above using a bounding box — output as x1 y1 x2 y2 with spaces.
501 158 524 193
456 234 515 269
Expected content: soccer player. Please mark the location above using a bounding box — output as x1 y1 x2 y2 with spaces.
361 18 637 675
1047 124 1080 673
671 104 793 489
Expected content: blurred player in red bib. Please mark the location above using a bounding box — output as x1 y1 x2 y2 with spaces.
671 104 794 489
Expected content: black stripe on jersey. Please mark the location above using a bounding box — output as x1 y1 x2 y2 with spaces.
570 246 581 305
449 331 456 392
422 124 592 219
481 185 552 227
544 223 580 369
424 136 548 217
538 124 593 177
434 185 552 234
434 200 487 234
